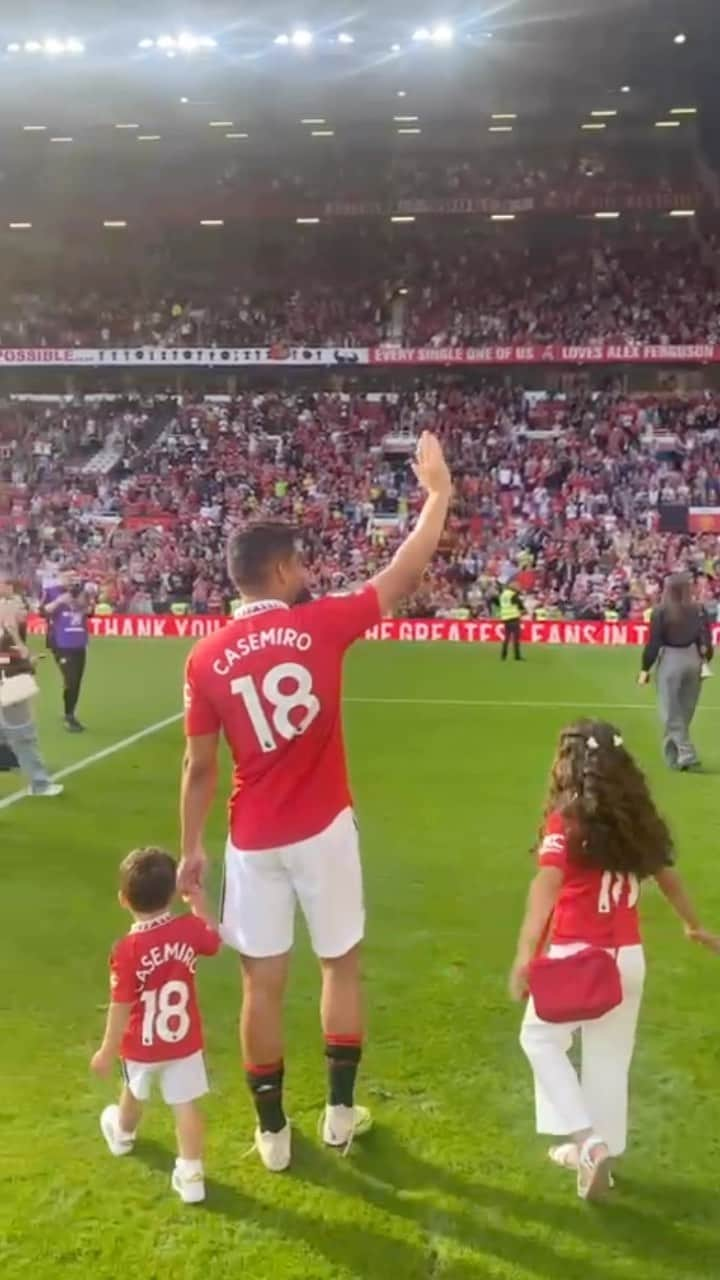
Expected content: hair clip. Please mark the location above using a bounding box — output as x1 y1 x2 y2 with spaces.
613 734 624 748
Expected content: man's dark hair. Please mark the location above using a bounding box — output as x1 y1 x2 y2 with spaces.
119 848 177 913
227 521 299 592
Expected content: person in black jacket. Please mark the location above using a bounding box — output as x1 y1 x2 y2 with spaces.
638 573 712 771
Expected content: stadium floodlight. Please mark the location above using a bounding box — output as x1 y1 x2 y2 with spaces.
489 125 513 132
670 106 697 115
311 129 334 136
390 43 401 52
296 217 320 224
397 89 407 97
397 127 421 134
412 27 431 42
391 215 415 222
301 117 326 124
137 134 161 141
337 32 354 44
23 124 47 131
65 38 85 53
491 213 515 221
9 222 32 229
225 132 249 139
274 33 290 45
581 122 606 130
620 84 631 92
290 29 313 48
44 38 67 55
200 219 224 226
673 32 686 44
103 220 127 228
594 211 620 219
50 136 73 142
209 120 234 127
394 115 419 122
156 35 176 49
7 42 21 53
591 109 617 117
198 36 218 48
115 123 140 129
669 209 695 217
24 41 42 52
491 113 517 120
655 119 680 127
138 38 155 48
431 24 454 44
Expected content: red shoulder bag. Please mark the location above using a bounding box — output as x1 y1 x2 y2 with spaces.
527 915 623 1024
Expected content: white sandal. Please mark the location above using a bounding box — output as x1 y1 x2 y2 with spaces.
577 1135 612 1202
548 1143 579 1170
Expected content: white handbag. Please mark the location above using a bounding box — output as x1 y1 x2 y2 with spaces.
0 671 40 707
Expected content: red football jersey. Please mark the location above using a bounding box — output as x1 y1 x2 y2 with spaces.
538 812 642 948
110 912 221 1063
184 588 381 850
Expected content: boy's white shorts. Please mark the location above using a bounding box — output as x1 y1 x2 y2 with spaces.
122 1050 208 1105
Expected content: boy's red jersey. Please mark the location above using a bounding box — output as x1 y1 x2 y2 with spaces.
110 912 220 1063
183 588 381 851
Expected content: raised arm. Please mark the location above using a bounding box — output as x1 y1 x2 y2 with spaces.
370 431 452 616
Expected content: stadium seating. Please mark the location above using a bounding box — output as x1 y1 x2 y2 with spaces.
3 387 720 619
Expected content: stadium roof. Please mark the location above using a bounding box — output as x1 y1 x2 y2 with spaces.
0 0 712 136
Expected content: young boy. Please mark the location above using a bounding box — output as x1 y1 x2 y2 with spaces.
91 847 220 1204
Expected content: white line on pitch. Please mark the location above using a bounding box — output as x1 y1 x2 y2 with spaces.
0 712 183 811
345 696 720 713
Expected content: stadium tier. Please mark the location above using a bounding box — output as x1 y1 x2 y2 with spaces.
3 388 720 617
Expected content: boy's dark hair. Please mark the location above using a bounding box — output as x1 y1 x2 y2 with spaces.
541 719 674 878
119 848 177 913
227 521 299 592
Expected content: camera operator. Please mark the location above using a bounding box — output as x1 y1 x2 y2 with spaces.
0 572 63 798
42 571 90 733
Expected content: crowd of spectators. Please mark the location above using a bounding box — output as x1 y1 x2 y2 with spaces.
1 139 699 216
1 227 718 350
3 386 720 621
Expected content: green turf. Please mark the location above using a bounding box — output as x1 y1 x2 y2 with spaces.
2 640 720 1279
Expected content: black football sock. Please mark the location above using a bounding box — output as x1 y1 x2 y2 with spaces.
325 1036 362 1108
245 1061 286 1133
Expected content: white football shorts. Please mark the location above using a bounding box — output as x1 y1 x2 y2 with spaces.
220 806 365 959
122 1050 208 1106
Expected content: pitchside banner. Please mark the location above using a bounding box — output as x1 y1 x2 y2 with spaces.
2 343 720 367
0 346 367 368
26 614 720 645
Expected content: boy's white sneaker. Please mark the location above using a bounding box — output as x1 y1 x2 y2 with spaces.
172 1164 206 1204
254 1123 291 1172
322 1104 373 1151
100 1104 135 1157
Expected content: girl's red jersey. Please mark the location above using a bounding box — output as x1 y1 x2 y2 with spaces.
538 812 642 948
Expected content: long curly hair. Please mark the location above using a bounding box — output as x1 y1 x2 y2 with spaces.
541 719 674 877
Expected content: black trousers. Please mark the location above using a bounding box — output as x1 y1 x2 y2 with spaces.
53 647 87 717
501 618 522 661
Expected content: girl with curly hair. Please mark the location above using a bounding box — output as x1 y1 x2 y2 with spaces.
510 719 719 1202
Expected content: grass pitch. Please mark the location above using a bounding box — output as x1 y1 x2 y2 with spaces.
2 639 720 1279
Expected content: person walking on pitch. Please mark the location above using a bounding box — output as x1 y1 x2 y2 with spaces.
500 580 525 661
510 720 719 1202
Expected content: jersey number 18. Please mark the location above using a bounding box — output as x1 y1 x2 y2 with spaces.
231 662 320 753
